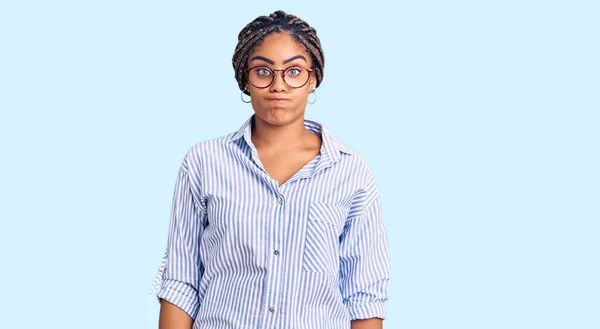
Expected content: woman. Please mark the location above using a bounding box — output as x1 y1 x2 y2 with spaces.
150 10 390 329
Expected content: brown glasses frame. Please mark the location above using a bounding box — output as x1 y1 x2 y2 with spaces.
245 66 313 89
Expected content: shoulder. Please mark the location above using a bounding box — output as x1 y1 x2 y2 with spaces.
178 131 237 173
185 132 238 162
341 150 379 190
325 132 374 180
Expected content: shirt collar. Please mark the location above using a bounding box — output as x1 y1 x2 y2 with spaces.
229 114 353 162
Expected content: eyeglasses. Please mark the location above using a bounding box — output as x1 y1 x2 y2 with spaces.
245 65 313 89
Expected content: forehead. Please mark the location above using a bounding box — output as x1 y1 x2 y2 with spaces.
248 32 311 64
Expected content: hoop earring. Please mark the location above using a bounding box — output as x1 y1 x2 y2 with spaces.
241 88 251 103
308 90 316 105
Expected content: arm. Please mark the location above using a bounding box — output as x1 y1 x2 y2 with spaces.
159 299 194 329
351 318 383 329
339 167 391 326
152 156 206 329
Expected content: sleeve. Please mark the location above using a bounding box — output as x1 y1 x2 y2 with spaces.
338 167 391 320
149 161 206 320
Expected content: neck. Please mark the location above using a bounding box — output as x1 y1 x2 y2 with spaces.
251 114 311 151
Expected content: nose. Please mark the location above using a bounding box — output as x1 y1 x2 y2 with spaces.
269 71 287 93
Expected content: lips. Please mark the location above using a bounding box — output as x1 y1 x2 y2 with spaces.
265 97 291 102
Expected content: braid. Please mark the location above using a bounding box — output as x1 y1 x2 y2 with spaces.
232 10 325 95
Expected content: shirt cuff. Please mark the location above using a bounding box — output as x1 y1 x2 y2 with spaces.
156 279 200 320
345 300 387 321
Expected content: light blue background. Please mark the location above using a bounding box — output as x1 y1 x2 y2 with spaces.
1 1 598 328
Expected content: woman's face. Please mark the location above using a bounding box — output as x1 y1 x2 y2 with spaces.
245 32 316 126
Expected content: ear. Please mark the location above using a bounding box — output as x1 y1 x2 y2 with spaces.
309 74 316 91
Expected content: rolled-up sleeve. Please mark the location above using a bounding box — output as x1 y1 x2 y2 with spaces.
339 169 391 320
150 162 206 320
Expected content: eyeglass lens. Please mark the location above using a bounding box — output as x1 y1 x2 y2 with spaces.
247 67 309 88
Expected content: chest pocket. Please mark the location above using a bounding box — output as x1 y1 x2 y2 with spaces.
302 201 349 276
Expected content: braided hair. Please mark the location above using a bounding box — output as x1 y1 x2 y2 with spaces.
232 10 324 95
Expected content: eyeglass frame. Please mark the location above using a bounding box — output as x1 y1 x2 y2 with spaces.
244 65 314 89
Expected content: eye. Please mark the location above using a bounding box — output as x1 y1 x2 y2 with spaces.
255 67 272 76
286 68 302 76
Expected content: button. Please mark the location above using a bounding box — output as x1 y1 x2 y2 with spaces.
274 250 279 255
158 266 165 272
269 307 275 313
278 199 284 205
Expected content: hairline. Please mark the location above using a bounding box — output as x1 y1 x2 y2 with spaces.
243 30 316 70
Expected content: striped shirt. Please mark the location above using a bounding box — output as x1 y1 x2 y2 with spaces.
149 115 390 329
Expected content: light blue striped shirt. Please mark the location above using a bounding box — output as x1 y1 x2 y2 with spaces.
150 115 390 329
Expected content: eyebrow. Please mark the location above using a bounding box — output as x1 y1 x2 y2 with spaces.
249 55 307 65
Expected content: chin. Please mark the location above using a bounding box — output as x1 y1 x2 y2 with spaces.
254 107 301 126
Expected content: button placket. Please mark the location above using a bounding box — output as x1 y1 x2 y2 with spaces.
275 195 284 258
264 193 285 321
